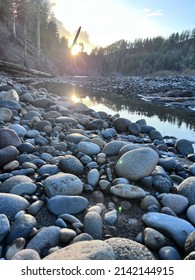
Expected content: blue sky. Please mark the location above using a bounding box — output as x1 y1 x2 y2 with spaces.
51 0 195 48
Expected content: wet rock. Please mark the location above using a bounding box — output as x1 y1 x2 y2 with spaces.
175 139 194 155
115 147 159 181
161 193 189 215
142 212 194 249
177 177 195 205
110 184 146 199
0 193 29 220
0 146 19 168
0 128 22 149
58 155 84 175
44 240 115 260
159 246 181 260
106 237 155 260
43 172 83 197
47 195 88 215
77 141 100 156
0 214 10 242
84 211 103 239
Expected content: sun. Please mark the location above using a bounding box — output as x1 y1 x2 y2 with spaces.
71 45 81 56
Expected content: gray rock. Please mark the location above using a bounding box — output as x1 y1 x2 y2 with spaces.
105 209 118 225
26 129 40 138
27 200 44 215
139 125 156 133
184 252 195 260
87 169 99 188
0 193 29 220
110 184 146 199
106 237 155 260
44 240 115 260
0 99 21 111
175 139 194 155
0 146 19 168
10 182 37 195
35 135 49 146
102 140 128 156
47 195 88 215
65 133 89 144
56 116 78 125
0 89 19 102
86 119 104 130
0 107 12 122
101 128 117 139
20 92 35 102
59 228 76 243
58 155 84 175
159 246 181 260
143 227 167 251
114 117 131 133
77 141 100 156
187 205 195 225
39 164 58 176
119 143 143 156
18 142 35 154
32 98 51 109
184 231 195 254
127 122 140 135
72 233 94 243
161 193 189 214
6 214 36 245
5 238 26 260
152 175 172 193
84 211 103 239
35 120 52 132
158 157 177 172
9 124 27 138
99 180 111 193
43 172 83 197
0 128 22 149
0 214 10 242
149 130 163 140
115 147 159 181
177 177 195 205
12 249 41 260
0 175 33 193
142 212 195 249
26 226 61 257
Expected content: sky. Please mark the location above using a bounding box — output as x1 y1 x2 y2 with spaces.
51 0 195 49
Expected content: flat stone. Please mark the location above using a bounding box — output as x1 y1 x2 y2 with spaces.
84 211 103 239
0 146 19 168
43 240 115 260
43 172 83 197
58 155 84 175
0 175 33 193
77 141 100 156
47 195 88 215
110 184 146 199
0 214 10 242
106 237 155 260
142 212 195 249
0 128 22 149
0 193 29 220
177 177 195 205
115 147 159 181
161 193 189 214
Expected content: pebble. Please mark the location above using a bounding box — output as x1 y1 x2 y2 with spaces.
58 155 84 175
175 139 194 155
143 227 167 251
114 117 131 133
71 233 94 243
9 124 27 138
158 246 181 260
115 147 159 181
104 209 118 225
5 238 26 260
0 107 13 122
77 141 100 156
65 133 89 144
3 160 19 171
39 164 58 175
59 228 77 243
177 177 195 205
87 169 99 188
0 127 22 149
0 214 10 242
0 99 21 111
142 212 194 249
0 89 19 102
0 146 19 168
152 174 172 193
84 211 103 239
186 205 195 225
161 193 189 214
47 195 88 215
44 240 115 260
102 140 128 156
27 200 44 215
43 172 83 197
140 195 161 211
10 182 37 195
110 184 146 199
0 175 33 193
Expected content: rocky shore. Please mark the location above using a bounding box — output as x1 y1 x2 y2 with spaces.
0 73 195 260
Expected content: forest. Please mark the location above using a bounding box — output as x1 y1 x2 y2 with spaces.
0 0 195 76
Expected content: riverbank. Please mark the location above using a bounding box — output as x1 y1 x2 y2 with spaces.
0 73 195 260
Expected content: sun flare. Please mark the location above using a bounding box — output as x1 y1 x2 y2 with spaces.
71 45 81 56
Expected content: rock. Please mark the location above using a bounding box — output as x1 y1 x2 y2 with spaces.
152 175 172 193
149 130 163 140
102 141 128 156
86 119 104 130
58 155 84 175
39 164 58 176
0 99 21 111
127 122 140 135
177 177 195 205
12 249 41 260
56 116 78 125
119 143 143 156
185 231 195 254
0 107 12 122
159 246 181 260
10 182 37 196
26 129 40 138
87 169 99 188
143 227 167 251
0 85 13 91
187 205 195 225
44 240 115 260
161 193 189 215
106 237 155 260
114 117 131 133
43 173 83 197
65 133 89 144
0 175 33 193
139 125 156 133
6 214 37 245
20 92 35 102
0 128 22 149
175 139 194 155
24 111 41 120
105 209 118 225
35 135 49 146
5 238 26 260
0 89 19 102
18 143 34 154
158 157 177 172
77 141 100 156
142 212 194 249
0 214 10 242
9 124 27 138
3 160 20 171
101 128 117 139
43 110 62 119
84 211 103 239
0 193 29 220
59 228 77 243
35 120 52 132
32 98 52 109
110 184 146 199
0 146 19 168
115 147 159 181
27 200 44 215
72 233 94 243
184 252 195 260
26 226 60 257
47 195 88 215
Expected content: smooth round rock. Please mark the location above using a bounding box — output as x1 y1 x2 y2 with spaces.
44 240 115 260
106 237 155 260
143 227 167 251
65 133 89 144
35 135 49 146
26 226 61 257
17 142 35 154
105 209 118 225
119 143 143 156
0 214 10 242
142 212 194 249
177 177 195 205
115 147 159 181
0 146 19 168
87 169 99 187
187 205 195 225
161 193 189 214
84 211 103 239
0 175 33 193
9 124 27 138
0 107 12 122
47 195 88 215
5 238 26 260
43 172 83 197
110 184 146 199
0 99 21 111
102 141 128 156
175 139 194 155
127 122 140 135
72 233 94 243
39 164 58 176
0 193 29 220
152 175 172 193
114 117 131 133
77 141 100 156
58 155 84 175
59 228 77 243
159 246 181 260
149 130 163 140
12 248 41 260
0 128 22 149
0 89 19 102
10 182 37 196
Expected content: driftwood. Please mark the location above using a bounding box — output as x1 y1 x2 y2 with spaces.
0 59 54 77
